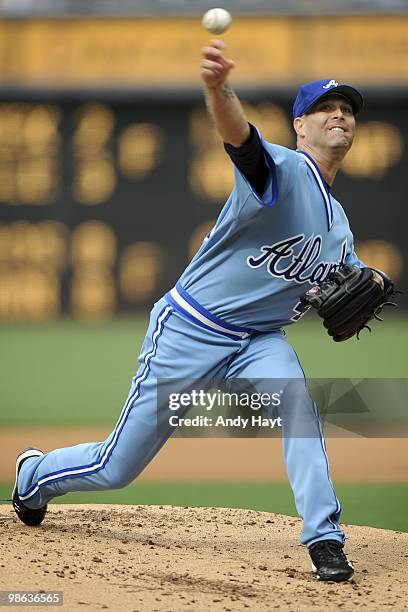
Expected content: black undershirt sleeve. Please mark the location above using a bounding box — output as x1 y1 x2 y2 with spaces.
224 123 270 197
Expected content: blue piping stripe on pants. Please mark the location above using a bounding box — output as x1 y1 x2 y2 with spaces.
312 401 342 533
19 306 174 502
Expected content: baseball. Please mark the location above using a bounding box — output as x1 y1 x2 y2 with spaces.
202 8 232 35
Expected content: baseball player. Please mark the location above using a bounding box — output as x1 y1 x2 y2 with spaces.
13 39 389 582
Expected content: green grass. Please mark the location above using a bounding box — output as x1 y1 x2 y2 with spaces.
285 315 408 378
0 319 147 425
0 316 407 425
1 481 407 532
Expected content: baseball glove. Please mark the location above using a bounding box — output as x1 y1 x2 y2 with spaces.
300 264 399 342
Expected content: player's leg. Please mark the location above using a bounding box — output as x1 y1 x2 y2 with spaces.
15 299 237 510
225 330 345 548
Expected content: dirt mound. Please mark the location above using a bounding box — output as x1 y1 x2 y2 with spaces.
1 505 407 611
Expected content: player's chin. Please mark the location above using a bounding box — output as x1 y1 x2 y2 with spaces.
327 134 353 152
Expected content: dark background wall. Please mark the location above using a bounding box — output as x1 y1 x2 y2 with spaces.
0 93 406 320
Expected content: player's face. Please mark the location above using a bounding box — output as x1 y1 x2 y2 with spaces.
295 95 356 155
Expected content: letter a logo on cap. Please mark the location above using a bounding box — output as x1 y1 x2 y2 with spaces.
322 79 339 89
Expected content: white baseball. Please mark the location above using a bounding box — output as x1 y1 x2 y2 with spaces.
201 8 232 35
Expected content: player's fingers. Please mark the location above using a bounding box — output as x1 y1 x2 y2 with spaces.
202 51 235 76
224 59 235 69
210 39 227 49
201 45 224 61
201 44 233 66
200 66 224 82
215 58 235 74
200 59 224 73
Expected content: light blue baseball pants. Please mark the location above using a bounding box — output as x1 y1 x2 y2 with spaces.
17 297 344 547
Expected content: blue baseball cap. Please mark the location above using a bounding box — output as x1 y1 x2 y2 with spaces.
293 79 364 118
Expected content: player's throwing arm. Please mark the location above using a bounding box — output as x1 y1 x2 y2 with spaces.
200 40 250 146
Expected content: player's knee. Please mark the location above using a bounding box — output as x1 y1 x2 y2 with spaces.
110 471 135 489
102 465 136 490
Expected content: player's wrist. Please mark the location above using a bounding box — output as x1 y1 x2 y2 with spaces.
204 80 229 94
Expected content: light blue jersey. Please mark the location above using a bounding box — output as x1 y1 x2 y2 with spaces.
168 134 361 334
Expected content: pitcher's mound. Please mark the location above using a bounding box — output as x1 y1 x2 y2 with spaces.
1 504 407 611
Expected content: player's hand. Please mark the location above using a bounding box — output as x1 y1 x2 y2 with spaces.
200 40 235 90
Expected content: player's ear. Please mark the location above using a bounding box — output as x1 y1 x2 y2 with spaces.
293 116 305 138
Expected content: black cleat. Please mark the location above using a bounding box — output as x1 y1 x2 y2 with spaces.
12 448 47 527
309 540 354 582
